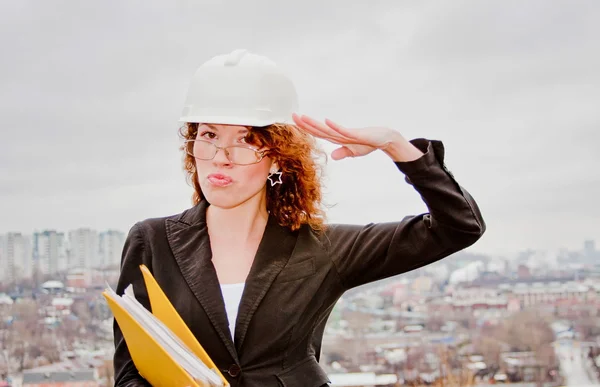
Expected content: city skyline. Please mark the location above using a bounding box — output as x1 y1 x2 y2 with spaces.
0 228 126 284
1 225 597 257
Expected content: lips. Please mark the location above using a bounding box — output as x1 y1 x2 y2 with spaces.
207 173 233 187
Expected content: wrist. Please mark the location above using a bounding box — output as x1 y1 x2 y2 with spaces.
381 131 424 162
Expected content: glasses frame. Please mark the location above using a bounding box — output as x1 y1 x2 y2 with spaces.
183 139 270 166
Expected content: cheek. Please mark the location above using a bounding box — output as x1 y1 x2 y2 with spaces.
238 163 270 188
194 160 209 176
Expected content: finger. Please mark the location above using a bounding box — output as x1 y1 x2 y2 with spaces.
331 146 354 160
301 115 353 143
293 113 325 137
297 116 339 140
293 114 344 144
291 112 305 127
294 119 338 142
325 118 364 142
325 118 351 136
301 115 349 141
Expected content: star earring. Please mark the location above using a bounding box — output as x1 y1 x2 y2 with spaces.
267 170 283 186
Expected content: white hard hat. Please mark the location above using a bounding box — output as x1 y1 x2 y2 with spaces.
179 49 299 127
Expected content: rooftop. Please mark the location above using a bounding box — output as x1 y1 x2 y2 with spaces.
22 370 96 383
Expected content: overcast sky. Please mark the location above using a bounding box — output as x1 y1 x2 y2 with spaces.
1 0 598 256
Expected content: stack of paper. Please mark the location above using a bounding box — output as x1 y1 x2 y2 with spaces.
103 265 229 387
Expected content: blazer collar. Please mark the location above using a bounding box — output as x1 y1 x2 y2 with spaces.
176 199 210 226
166 200 298 360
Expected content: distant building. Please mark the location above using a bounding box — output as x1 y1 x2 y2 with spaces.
328 372 397 386
0 232 32 283
41 280 65 294
505 281 597 308
35 230 67 276
0 228 125 285
450 287 508 316
584 239 595 255
98 229 125 268
411 276 434 293
65 268 91 289
65 267 120 289
22 370 99 387
588 263 600 279
68 228 99 269
517 264 531 279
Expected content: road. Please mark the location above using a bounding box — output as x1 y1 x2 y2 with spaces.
555 339 600 386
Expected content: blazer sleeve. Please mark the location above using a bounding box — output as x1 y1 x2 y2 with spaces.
327 138 486 290
112 222 152 387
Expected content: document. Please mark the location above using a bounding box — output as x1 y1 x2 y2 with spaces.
103 265 229 387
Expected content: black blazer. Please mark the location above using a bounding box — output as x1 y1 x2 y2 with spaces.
113 139 485 387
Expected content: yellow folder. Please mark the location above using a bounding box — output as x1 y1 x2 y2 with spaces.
103 264 229 387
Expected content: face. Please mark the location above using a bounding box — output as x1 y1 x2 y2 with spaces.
192 123 276 209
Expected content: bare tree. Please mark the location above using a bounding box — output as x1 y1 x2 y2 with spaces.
71 299 92 327
473 336 503 367
0 318 12 375
576 317 600 341
426 315 445 332
98 359 114 387
495 310 554 353
493 310 557 386
0 300 39 372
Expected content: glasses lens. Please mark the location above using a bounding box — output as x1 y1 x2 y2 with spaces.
226 146 261 165
186 140 216 160
185 141 262 165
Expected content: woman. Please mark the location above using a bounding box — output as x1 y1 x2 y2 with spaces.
112 49 485 387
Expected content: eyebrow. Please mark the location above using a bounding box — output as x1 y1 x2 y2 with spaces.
203 124 249 134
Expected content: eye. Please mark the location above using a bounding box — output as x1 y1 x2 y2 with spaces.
241 133 260 146
199 130 217 140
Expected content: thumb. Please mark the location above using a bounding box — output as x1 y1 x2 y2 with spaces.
331 146 354 160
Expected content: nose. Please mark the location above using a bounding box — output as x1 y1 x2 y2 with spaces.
212 146 232 166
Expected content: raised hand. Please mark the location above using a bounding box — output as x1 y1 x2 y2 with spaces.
292 113 423 162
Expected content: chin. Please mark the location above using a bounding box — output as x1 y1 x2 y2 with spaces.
198 179 266 209
204 195 244 209
200 186 245 209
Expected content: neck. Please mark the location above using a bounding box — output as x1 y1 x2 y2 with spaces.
206 193 269 243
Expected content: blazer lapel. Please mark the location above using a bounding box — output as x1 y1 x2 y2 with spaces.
165 200 300 358
234 216 298 353
165 201 239 362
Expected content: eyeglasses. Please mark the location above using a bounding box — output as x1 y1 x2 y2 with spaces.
183 140 269 166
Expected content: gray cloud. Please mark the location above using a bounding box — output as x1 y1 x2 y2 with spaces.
1 0 599 254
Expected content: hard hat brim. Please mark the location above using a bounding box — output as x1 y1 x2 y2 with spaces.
178 115 292 128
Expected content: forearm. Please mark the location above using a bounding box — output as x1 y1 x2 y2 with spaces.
395 139 485 243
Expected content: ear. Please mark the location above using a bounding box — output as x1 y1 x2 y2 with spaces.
270 161 280 174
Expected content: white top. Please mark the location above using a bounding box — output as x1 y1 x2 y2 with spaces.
220 282 245 341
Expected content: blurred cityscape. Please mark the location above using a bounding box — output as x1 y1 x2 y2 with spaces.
1 230 599 386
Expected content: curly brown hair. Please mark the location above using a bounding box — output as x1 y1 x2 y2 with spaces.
179 122 326 231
